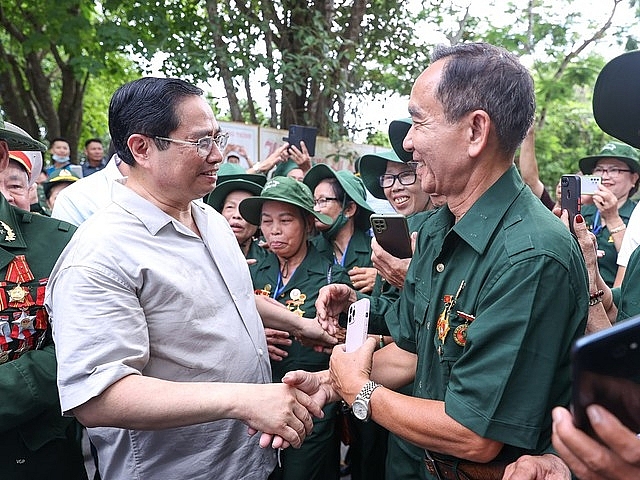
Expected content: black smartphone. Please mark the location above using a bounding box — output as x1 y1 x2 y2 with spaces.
571 315 640 439
283 125 318 156
561 174 581 235
370 213 412 259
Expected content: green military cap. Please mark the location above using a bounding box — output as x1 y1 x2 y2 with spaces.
0 115 47 152
272 159 301 178
239 175 333 226
579 141 640 175
303 163 373 230
359 149 405 199
217 162 267 186
207 178 264 213
43 167 81 198
388 117 413 163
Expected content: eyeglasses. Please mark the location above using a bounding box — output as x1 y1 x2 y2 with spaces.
592 166 632 177
154 132 229 158
313 197 339 208
379 171 417 188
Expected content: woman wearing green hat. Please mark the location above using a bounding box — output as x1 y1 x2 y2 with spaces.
206 163 267 261
578 141 640 287
239 176 351 480
303 164 378 293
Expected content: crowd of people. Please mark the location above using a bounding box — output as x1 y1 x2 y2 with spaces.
1 41 639 480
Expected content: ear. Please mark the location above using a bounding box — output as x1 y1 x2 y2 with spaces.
305 215 315 234
467 110 491 159
343 200 358 218
0 141 9 173
127 133 154 166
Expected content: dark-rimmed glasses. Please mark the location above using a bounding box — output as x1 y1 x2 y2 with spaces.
379 171 417 188
592 166 632 177
154 132 229 158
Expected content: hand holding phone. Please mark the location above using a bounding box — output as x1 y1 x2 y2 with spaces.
561 174 581 235
345 298 370 353
370 214 412 259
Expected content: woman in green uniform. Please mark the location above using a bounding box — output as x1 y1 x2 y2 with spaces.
206 163 267 262
239 176 351 480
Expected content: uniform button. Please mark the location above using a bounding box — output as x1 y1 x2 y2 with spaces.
258 348 264 356
436 263 445 273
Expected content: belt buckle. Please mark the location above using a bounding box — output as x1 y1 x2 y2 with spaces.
424 450 444 480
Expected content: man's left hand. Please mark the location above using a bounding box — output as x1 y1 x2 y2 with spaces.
502 454 570 480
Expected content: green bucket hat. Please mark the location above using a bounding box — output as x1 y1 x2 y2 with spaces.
0 116 47 152
272 159 301 178
239 176 334 226
359 149 405 199
206 178 264 213
388 117 413 163
578 141 640 175
303 164 373 229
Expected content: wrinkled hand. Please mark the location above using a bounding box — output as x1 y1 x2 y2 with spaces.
592 185 621 224
554 210 598 283
502 454 570 480
264 328 292 361
552 405 640 480
262 143 290 171
348 266 377 293
329 337 377 405
289 141 312 173
245 382 323 449
371 237 411 289
282 369 338 408
315 284 356 336
295 318 340 350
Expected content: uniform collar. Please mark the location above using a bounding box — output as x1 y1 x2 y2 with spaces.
0 195 27 249
436 165 524 255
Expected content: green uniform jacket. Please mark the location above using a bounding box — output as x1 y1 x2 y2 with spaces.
393 167 588 471
246 238 268 263
616 244 640 321
582 199 636 287
0 196 83 478
312 227 373 272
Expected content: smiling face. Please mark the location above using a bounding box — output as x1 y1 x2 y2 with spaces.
260 200 309 260
382 161 430 215
222 190 258 246
593 158 639 200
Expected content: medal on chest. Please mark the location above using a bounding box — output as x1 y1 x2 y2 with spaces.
5 255 35 308
286 288 307 317
255 284 272 296
436 280 465 355
453 311 475 347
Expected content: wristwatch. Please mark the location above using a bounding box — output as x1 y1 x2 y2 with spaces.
351 380 381 421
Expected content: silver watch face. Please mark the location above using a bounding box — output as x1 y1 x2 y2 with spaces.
352 399 368 420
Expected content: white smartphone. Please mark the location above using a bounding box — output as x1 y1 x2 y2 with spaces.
345 298 370 353
581 175 601 195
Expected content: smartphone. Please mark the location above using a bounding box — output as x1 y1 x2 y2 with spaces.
581 175 602 195
561 174 581 235
370 213 412 259
283 125 318 156
571 315 640 439
345 298 370 353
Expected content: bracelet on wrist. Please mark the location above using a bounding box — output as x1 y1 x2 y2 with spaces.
609 224 626 234
589 289 604 306
378 335 385 349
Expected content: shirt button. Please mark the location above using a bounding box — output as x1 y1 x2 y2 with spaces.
258 348 264 356
436 263 445 273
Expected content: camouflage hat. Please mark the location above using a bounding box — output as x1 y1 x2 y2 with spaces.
579 141 640 176
303 163 373 229
239 175 333 226
0 115 46 152
359 149 405 199
388 117 413 162
42 167 81 198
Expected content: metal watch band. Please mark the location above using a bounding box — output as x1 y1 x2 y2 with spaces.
356 380 381 403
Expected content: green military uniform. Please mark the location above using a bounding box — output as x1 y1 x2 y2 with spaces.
392 167 588 476
312 227 373 271
582 199 636 287
616 244 640 321
251 244 350 480
0 196 85 479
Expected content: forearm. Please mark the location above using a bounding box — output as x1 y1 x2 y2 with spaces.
74 374 264 429
369 342 417 390
368 387 503 462
255 294 302 336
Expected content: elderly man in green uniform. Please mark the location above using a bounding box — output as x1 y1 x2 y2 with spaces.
0 117 84 479
284 42 588 480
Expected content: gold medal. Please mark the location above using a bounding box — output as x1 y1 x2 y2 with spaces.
8 284 27 303
0 350 8 364
436 281 466 346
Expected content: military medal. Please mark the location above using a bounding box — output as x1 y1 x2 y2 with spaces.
436 280 465 345
0 349 8 364
5 255 34 307
286 289 307 317
453 311 475 347
254 284 272 296
0 221 16 242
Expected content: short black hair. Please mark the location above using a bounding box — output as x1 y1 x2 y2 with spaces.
108 77 204 166
50 137 70 146
84 138 103 148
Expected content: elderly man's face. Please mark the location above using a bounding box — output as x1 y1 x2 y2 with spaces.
0 160 31 210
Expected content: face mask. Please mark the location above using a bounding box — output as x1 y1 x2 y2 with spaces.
52 154 70 162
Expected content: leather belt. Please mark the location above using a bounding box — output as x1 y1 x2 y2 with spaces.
424 450 507 480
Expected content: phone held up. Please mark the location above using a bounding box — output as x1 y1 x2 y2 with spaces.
561 174 581 236
345 298 370 353
283 125 318 156
581 175 602 195
571 315 640 440
370 213 413 259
